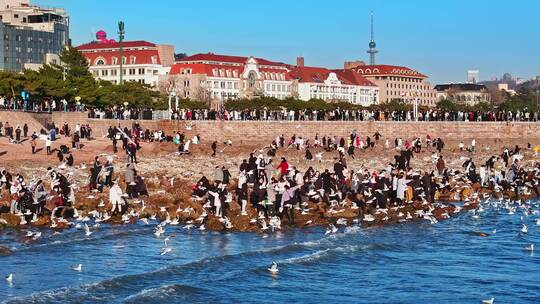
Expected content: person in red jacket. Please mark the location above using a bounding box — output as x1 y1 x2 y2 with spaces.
276 157 289 176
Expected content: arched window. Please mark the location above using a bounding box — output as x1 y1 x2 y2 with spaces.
95 57 106 65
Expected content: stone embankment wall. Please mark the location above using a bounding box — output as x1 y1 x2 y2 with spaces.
1 111 539 143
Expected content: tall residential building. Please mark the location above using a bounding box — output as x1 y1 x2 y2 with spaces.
77 39 174 87
0 0 69 71
467 70 479 84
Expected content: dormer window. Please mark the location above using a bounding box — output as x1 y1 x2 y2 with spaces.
130 56 136 64
95 57 106 65
112 57 118 65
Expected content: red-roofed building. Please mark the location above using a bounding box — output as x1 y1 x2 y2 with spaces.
164 53 294 102
289 65 379 105
163 53 380 106
76 40 175 87
346 62 437 106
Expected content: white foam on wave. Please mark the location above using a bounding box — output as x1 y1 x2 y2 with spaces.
122 283 203 303
279 244 373 265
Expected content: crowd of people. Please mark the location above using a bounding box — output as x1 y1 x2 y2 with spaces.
2 113 540 232
169 108 540 122
0 96 85 113
185 130 539 226
4 96 540 123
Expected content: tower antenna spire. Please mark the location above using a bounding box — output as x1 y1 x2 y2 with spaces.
371 11 374 42
367 12 378 65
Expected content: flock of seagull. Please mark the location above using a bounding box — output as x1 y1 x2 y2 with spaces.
3 193 539 304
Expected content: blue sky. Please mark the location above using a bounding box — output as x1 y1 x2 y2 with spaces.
37 0 539 84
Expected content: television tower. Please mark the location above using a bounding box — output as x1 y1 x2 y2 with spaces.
367 12 378 65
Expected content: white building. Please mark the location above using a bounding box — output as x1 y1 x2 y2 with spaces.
434 83 491 105
76 40 174 87
165 53 293 102
289 66 378 106
467 70 479 84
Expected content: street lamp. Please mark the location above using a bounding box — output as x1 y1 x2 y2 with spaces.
118 21 125 85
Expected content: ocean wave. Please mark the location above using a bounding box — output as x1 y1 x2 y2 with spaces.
3 237 329 303
11 226 155 254
4 226 367 303
278 243 381 265
122 284 206 303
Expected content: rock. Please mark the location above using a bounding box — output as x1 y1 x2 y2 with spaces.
0 246 13 255
230 215 257 232
432 208 449 220
206 215 225 231
0 213 21 227
32 216 51 226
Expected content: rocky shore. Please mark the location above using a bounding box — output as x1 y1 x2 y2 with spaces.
0 160 533 234
1 135 539 240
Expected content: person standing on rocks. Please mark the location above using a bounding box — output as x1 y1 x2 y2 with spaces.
14 126 21 144
214 166 224 183
236 170 248 215
125 163 137 198
127 141 137 164
30 135 36 154
45 136 52 155
110 181 125 216
276 158 289 178
211 141 217 157
436 155 445 175
72 131 80 150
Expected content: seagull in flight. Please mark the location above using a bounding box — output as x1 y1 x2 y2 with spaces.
160 247 172 256
84 223 92 236
154 225 165 237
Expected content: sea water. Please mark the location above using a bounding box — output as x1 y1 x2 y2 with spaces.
0 203 539 303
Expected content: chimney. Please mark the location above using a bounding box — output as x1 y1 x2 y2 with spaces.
344 60 366 70
296 56 304 67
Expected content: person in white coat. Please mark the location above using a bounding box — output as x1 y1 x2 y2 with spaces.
396 173 410 205
109 181 124 215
